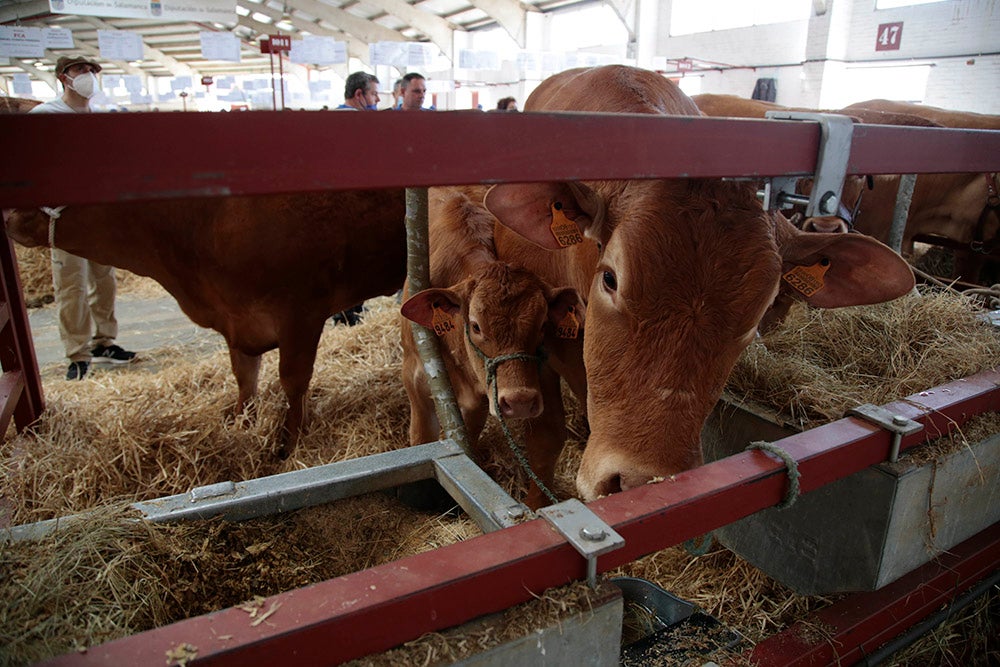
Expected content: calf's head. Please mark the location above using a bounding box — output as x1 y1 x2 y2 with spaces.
402 262 584 420
486 178 914 500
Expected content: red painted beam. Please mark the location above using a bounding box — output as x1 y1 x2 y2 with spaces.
750 522 1000 666
2 112 998 208
40 368 1000 666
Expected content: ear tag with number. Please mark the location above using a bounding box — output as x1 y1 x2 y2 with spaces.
549 202 584 248
555 306 579 340
431 305 456 336
782 259 830 297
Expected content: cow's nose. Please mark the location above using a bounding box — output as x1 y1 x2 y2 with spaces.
498 389 542 419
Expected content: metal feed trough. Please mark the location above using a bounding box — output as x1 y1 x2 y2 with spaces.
1 109 999 666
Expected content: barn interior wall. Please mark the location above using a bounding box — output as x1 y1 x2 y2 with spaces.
652 0 1000 113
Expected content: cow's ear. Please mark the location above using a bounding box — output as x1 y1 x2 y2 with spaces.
484 182 605 250
545 286 586 331
400 288 464 329
777 221 914 308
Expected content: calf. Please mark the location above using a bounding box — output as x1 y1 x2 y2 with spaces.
6 189 406 457
400 187 584 509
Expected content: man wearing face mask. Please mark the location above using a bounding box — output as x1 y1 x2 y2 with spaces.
30 56 136 380
335 71 380 111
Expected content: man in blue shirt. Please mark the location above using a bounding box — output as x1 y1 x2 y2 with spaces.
335 72 380 111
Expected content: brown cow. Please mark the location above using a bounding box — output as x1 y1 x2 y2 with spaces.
5 190 406 457
483 66 914 500
0 97 42 113
841 99 1000 282
400 186 585 509
694 94 997 282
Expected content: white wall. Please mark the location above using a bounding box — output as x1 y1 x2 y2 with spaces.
653 0 1000 113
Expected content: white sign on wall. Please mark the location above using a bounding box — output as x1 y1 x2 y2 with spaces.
98 30 144 61
0 26 45 58
200 31 240 62
50 0 237 25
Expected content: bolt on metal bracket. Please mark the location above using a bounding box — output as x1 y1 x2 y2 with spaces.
760 111 855 217
539 498 624 588
848 403 924 463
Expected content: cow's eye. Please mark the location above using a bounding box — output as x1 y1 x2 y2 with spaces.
471 321 481 335
602 270 618 292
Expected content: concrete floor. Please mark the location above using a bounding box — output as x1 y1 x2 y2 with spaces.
27 294 224 378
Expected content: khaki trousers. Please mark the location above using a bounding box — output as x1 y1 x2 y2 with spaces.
51 247 118 362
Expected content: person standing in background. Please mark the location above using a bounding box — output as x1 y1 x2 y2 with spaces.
30 56 137 380
399 73 427 111
496 97 518 111
335 71 380 111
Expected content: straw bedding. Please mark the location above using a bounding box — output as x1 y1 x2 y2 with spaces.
2 264 998 666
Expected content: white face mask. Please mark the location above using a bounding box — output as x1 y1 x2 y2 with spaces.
68 72 98 99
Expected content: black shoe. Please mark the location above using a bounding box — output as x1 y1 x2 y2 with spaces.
90 344 136 365
66 361 89 380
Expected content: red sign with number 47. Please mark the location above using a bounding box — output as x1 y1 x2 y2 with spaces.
876 22 903 51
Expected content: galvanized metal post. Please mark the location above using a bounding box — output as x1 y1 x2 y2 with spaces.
888 174 917 254
405 187 470 451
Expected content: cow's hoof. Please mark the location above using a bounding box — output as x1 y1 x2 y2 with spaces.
394 479 457 513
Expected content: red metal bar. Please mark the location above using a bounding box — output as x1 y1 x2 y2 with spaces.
750 522 1000 666
40 368 1000 666
2 112 997 208
0 232 44 432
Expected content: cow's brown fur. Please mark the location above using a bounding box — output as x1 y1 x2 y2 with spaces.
0 97 41 113
485 66 915 500
841 99 1000 282
400 187 583 508
5 190 406 456
694 94 998 284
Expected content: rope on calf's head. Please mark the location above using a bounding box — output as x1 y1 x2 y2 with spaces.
746 440 801 509
465 324 560 505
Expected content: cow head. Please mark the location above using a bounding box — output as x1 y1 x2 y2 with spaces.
486 178 914 500
402 262 584 420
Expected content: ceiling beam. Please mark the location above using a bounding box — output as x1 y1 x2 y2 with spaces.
236 10 368 63
465 0 534 48
0 0 49 23
10 59 57 89
605 0 637 42
361 0 458 59
78 15 196 77
282 0 406 45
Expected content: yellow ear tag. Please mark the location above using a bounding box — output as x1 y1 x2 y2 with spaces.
782 259 830 297
556 307 579 340
431 305 456 336
549 202 584 248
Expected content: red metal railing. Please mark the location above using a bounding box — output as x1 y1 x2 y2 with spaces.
2 111 997 665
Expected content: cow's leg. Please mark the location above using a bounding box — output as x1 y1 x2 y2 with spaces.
228 346 261 419
275 321 325 459
521 368 568 510
405 378 441 446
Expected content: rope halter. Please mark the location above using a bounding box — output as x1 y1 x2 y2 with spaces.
464 323 559 504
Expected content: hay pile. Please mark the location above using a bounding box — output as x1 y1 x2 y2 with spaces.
727 287 1000 429
2 268 998 665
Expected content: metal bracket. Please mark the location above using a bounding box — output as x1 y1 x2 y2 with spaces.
760 111 855 217
539 498 625 589
848 404 924 463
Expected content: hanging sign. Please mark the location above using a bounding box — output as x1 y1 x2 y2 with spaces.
49 0 236 24
200 31 240 62
0 26 45 58
98 29 143 61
